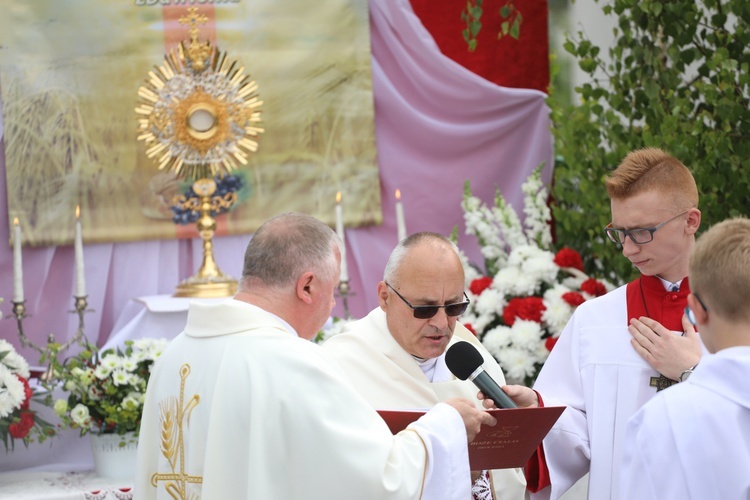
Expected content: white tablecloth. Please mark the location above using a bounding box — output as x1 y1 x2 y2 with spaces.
102 295 229 351
0 471 132 500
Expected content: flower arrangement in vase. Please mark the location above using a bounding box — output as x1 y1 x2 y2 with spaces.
0 339 56 451
458 166 613 386
46 338 167 439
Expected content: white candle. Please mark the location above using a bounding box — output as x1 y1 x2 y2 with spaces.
12 218 24 303
335 192 348 281
395 189 407 242
74 206 86 297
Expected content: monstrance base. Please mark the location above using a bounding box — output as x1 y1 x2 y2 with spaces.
173 277 238 298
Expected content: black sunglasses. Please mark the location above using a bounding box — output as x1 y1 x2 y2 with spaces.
385 282 470 319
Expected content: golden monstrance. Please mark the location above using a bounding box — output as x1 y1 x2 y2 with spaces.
135 8 263 298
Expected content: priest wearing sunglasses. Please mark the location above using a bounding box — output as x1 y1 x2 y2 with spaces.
322 232 527 500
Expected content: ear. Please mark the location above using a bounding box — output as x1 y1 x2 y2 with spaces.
296 272 315 305
377 281 389 311
687 293 708 326
685 208 701 235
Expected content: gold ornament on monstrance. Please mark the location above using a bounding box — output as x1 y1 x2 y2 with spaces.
135 7 264 298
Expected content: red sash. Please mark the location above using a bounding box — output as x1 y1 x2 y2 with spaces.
626 275 690 330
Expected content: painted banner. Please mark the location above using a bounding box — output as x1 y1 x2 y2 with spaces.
0 0 379 246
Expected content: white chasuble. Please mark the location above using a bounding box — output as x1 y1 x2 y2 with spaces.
321 307 527 500
134 300 471 499
621 346 750 499
531 284 706 500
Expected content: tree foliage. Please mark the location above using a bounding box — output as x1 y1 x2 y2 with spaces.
549 0 750 283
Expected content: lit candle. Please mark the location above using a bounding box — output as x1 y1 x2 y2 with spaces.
335 192 348 281
12 218 24 303
75 206 86 297
395 189 407 242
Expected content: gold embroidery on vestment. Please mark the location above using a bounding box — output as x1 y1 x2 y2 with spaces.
151 364 203 499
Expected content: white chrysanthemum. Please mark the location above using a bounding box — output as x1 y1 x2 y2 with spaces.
70 403 91 427
496 347 538 385
111 369 132 386
100 354 121 371
0 364 24 418
94 364 112 380
495 266 539 297
121 356 138 372
533 341 552 364
509 320 544 351
0 342 30 379
522 253 559 287
144 342 167 362
121 394 141 411
475 288 504 318
542 285 576 336
482 325 513 358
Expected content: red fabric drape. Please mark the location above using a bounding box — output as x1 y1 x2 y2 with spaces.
409 0 549 92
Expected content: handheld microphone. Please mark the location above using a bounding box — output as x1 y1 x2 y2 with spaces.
445 341 518 409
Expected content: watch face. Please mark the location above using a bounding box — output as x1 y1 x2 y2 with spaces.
679 369 693 382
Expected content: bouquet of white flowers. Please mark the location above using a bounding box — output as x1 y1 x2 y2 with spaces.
47 338 167 437
459 167 613 386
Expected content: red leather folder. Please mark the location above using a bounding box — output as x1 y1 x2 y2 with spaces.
377 406 565 470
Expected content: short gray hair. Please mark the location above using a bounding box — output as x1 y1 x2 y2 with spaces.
383 232 459 284
241 212 340 289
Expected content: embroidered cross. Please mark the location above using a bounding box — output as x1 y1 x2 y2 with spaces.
649 374 678 392
151 364 202 499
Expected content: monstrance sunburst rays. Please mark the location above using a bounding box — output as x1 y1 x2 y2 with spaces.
135 8 264 180
135 8 264 298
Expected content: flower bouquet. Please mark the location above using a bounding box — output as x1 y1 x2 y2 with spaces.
458 166 613 386
0 339 56 451
46 338 167 438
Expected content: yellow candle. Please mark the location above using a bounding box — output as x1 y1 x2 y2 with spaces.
12 218 24 303
75 206 86 297
395 189 407 242
335 192 348 281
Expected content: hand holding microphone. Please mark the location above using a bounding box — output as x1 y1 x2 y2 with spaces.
445 341 518 409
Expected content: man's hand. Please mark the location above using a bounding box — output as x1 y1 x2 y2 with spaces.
443 398 497 442
628 314 702 380
478 385 539 409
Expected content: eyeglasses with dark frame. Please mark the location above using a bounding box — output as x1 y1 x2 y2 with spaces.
385 282 470 319
604 209 692 245
684 293 709 326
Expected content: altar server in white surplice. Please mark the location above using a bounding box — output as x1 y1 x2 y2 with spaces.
322 232 527 500
482 149 707 500
134 213 496 500
621 217 750 499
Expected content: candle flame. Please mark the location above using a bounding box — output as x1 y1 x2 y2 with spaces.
336 191 342 203
13 217 19 226
395 189 401 200
76 205 80 219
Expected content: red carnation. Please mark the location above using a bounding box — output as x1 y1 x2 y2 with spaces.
469 276 493 296
554 248 584 271
9 411 35 439
18 376 32 410
562 291 586 307
463 323 477 336
581 279 607 297
545 337 559 352
502 297 546 326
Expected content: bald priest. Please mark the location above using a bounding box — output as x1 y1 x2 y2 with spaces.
322 232 527 500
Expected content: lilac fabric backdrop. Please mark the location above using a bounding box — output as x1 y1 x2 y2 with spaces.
0 0 552 362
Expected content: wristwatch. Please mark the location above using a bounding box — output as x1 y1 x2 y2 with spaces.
679 364 698 382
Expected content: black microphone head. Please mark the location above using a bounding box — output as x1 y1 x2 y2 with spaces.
445 341 484 380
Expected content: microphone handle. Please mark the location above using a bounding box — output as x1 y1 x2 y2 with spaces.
473 370 518 409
